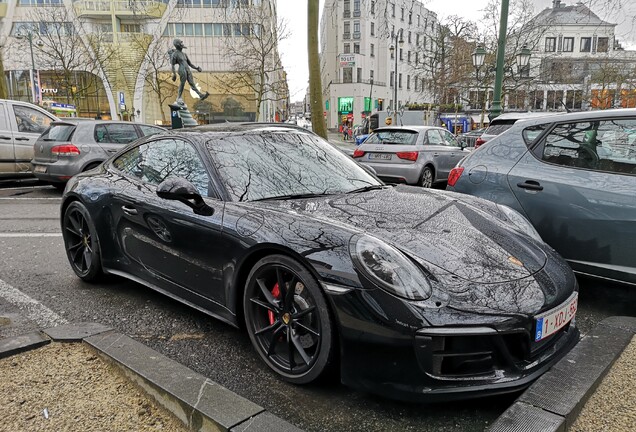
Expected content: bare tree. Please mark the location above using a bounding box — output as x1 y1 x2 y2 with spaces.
308 0 327 138
23 6 114 115
217 1 289 121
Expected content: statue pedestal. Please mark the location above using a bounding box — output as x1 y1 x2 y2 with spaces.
169 103 198 129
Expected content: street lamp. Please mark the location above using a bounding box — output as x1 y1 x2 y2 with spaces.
16 30 43 105
389 29 404 125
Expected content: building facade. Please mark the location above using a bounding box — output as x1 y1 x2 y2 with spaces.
465 0 636 114
319 0 439 129
0 0 288 124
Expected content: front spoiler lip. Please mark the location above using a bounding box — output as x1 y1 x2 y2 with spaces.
352 326 579 403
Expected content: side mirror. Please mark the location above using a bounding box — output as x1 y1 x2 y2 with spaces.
156 177 214 216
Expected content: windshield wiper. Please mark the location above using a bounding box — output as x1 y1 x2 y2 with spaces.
253 192 332 201
346 185 388 194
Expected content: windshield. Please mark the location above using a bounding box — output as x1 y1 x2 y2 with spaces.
40 124 76 141
363 130 418 145
205 131 381 201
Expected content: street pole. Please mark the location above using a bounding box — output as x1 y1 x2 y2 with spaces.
368 78 373 134
393 31 400 125
28 35 37 104
489 0 509 120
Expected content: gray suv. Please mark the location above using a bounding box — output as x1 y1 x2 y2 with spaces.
353 126 468 187
31 120 164 188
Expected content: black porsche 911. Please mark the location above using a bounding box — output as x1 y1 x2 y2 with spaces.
60 123 579 402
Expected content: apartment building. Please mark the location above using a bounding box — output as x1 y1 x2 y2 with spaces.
0 0 288 124
319 0 439 128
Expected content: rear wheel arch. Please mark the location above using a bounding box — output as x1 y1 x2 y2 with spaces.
82 161 103 172
419 164 435 187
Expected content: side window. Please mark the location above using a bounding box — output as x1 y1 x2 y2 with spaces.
103 124 139 144
114 139 211 196
94 124 108 143
540 119 636 175
426 129 444 145
139 125 165 137
13 106 53 134
442 130 460 147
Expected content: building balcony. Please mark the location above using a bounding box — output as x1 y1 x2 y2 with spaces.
353 10 360 17
353 32 361 39
343 10 350 18
343 33 351 40
73 0 167 19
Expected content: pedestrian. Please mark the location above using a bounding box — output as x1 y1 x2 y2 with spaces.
343 123 349 141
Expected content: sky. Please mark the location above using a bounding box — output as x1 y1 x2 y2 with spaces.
277 0 636 103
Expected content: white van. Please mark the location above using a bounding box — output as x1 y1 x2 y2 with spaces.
475 112 554 148
0 99 58 178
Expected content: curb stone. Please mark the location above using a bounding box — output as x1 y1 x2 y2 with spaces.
1 321 303 432
488 316 636 432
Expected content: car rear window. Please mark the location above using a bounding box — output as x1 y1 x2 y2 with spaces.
484 120 516 136
522 125 547 146
364 130 418 145
95 124 139 144
40 124 76 142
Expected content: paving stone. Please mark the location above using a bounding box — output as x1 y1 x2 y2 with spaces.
231 412 304 432
43 322 113 341
518 323 632 424
85 331 263 431
488 401 565 432
0 331 49 358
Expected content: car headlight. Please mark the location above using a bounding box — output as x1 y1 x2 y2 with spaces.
350 234 432 300
496 204 542 242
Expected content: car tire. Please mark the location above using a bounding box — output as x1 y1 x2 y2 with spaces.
419 166 434 188
62 201 104 282
243 254 335 384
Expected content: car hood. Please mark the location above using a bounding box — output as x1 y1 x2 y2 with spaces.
252 186 547 284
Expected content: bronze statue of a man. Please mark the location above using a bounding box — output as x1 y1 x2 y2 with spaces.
170 38 209 104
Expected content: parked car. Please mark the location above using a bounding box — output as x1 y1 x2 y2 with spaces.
61 122 579 401
458 127 486 149
447 108 636 286
0 99 58 178
352 126 468 187
31 120 164 188
474 112 554 148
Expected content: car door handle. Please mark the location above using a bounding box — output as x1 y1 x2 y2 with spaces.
0 135 11 140
122 205 138 216
517 180 544 191
15 137 30 141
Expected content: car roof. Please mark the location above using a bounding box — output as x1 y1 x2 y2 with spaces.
488 111 556 123
170 122 318 137
512 108 636 127
372 126 441 132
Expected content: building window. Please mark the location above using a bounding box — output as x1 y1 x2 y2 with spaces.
408 31 411 43
417 14 420 26
407 51 411 63
597 37 609 52
343 67 353 83
370 22 374 36
407 75 410 90
353 21 360 33
399 73 402 89
344 21 350 38
343 0 350 17
353 0 360 14
545 37 556 52
354 43 360 54
563 37 574 52
580 37 591 52
401 7 404 21
391 2 395 17
390 71 394 88
415 78 418 91
371 0 375 14
416 34 420 46
344 43 350 54
399 48 403 61
409 12 412 24
370 43 374 57
357 67 362 83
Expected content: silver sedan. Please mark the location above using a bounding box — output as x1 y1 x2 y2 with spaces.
352 126 468 187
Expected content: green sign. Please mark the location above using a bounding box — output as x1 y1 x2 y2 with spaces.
338 97 353 114
326 100 329 110
364 97 372 113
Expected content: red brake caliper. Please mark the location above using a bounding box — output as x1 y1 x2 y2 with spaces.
268 283 281 324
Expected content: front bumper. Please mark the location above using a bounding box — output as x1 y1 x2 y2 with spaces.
324 285 579 402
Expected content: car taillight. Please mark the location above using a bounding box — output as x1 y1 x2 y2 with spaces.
396 151 419 161
474 138 486 148
51 144 80 156
352 148 365 158
447 167 464 187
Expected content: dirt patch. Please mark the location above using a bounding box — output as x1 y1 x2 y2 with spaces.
0 342 188 431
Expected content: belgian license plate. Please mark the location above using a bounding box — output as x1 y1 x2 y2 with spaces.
368 153 392 160
534 292 578 342
33 165 47 173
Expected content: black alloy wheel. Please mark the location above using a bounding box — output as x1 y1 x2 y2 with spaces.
244 255 334 384
62 201 103 282
420 166 434 188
